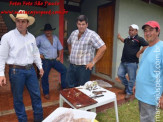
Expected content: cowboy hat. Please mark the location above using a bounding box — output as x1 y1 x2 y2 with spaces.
41 24 56 31
9 10 35 26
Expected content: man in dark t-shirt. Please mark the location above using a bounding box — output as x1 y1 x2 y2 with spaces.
117 24 148 99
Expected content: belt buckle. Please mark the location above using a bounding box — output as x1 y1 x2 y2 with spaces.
25 64 31 70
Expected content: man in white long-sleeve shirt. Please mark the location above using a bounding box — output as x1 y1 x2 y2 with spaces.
0 10 44 122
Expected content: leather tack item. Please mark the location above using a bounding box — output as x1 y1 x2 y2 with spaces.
60 88 97 109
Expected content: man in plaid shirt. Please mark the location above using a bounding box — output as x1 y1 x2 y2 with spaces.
66 15 106 88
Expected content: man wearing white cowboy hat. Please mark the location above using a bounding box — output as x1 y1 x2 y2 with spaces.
0 10 44 122
36 24 67 99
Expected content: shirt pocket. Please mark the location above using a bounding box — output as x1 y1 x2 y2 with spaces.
42 41 51 49
79 40 90 50
52 41 57 49
29 43 34 53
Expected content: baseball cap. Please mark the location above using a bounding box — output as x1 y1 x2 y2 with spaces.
129 24 139 30
142 21 160 30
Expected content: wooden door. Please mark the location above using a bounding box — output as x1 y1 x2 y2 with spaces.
96 3 115 77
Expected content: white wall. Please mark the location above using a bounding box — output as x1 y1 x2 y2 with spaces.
115 0 163 79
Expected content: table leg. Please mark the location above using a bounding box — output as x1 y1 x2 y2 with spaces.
90 108 96 113
114 97 119 122
59 95 64 107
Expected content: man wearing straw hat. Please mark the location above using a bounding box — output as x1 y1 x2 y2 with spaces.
0 10 43 122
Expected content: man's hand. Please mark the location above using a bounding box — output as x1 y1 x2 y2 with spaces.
159 95 163 109
133 86 136 95
86 62 94 70
136 52 141 58
117 33 124 42
117 33 121 39
136 46 148 58
39 69 44 78
56 57 61 61
0 76 6 86
40 54 44 59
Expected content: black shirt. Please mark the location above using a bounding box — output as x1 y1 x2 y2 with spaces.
121 35 148 63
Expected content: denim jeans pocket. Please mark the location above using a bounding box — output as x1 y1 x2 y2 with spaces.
9 68 20 78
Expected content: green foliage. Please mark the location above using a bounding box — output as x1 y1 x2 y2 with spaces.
96 99 163 122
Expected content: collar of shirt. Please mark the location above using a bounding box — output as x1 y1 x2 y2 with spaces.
128 34 138 39
14 28 29 36
77 28 88 37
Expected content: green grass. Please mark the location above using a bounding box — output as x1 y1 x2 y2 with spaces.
96 99 163 122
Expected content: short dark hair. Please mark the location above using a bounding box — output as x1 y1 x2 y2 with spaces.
77 15 88 24
155 27 159 32
155 27 160 37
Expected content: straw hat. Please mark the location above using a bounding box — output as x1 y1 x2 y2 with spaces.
9 10 35 26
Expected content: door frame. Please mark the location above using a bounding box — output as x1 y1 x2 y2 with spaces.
93 0 119 81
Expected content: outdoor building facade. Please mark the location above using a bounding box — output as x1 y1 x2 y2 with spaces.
0 0 163 84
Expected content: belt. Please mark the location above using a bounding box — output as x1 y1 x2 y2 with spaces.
70 63 86 66
45 58 56 61
9 64 33 70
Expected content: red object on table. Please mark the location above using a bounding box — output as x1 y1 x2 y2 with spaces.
60 88 97 109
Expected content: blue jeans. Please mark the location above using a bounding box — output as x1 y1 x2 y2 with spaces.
66 64 92 88
42 59 67 95
9 66 43 122
117 62 138 95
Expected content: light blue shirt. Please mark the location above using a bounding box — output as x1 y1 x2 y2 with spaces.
36 34 63 59
136 41 163 106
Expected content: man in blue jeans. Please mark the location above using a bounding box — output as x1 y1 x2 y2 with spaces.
0 10 43 122
117 24 148 99
36 24 67 99
66 15 106 87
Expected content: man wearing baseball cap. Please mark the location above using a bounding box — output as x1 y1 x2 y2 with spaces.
117 24 148 99
134 21 163 122
0 10 43 122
